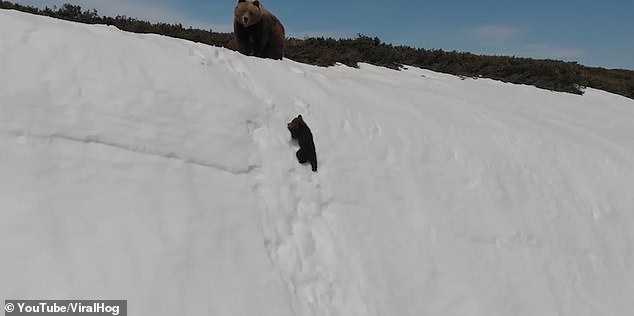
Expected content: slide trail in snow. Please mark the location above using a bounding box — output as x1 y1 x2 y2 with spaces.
210 54 374 316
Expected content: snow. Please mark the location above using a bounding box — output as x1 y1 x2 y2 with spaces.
1 9 634 316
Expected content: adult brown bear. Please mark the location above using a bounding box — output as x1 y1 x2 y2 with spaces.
233 0 285 60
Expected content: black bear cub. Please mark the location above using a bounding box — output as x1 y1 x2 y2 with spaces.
287 115 317 172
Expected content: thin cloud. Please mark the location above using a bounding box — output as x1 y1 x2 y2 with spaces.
469 25 522 42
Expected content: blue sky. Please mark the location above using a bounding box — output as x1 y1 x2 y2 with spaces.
16 0 634 70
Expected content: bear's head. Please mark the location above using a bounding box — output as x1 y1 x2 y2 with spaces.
287 115 305 138
234 0 263 27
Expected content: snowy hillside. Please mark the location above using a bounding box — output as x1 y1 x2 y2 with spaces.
2 9 634 316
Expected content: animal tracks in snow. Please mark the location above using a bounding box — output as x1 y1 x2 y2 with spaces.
209 49 373 315
248 108 371 316
249 115 335 313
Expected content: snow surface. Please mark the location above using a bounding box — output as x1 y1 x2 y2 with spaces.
2 9 634 316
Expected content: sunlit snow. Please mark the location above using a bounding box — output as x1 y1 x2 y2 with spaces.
1 9 634 316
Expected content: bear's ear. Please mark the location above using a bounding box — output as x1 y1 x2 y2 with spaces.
253 0 260 7
297 114 303 119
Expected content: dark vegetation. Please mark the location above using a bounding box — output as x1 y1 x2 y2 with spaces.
2 1 633 99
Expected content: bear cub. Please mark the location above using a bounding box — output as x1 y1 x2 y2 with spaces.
287 115 317 172
233 0 286 60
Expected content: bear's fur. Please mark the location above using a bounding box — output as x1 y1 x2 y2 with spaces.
287 115 317 172
233 0 285 60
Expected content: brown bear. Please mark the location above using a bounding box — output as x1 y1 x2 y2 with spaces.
287 115 317 172
233 0 285 60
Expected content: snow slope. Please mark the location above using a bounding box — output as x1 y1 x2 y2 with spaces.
1 9 634 316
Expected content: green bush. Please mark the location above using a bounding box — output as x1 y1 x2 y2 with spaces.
2 1 632 99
